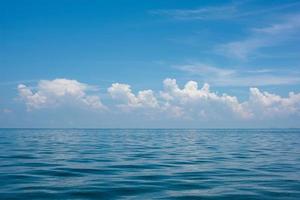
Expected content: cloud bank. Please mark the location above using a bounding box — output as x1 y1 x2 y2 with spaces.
17 78 300 125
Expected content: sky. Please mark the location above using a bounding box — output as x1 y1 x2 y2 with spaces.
1 0 300 128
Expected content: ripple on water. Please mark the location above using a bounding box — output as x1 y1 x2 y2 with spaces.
0 129 300 200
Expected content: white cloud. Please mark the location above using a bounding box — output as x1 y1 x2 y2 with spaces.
17 78 300 124
160 78 251 119
18 79 105 110
18 84 47 109
246 88 300 118
108 80 249 119
160 78 300 121
108 83 158 109
106 79 300 121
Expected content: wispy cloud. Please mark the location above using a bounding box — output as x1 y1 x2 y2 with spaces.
217 14 300 60
2 108 13 114
175 63 300 86
253 14 300 34
176 63 235 77
150 1 300 21
150 5 237 20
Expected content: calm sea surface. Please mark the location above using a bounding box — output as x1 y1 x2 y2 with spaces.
0 129 299 200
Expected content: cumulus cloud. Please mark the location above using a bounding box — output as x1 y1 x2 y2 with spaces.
160 78 251 119
107 79 300 121
246 88 300 118
108 83 158 109
17 78 300 124
18 79 105 110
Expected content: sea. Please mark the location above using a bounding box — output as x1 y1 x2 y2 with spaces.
0 129 299 199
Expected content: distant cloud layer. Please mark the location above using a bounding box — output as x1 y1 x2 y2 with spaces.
18 78 300 123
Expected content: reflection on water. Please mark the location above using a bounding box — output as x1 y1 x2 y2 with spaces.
0 129 300 199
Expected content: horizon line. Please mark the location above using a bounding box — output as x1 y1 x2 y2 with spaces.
1 127 300 130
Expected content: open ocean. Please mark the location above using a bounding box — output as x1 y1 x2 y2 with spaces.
0 129 299 200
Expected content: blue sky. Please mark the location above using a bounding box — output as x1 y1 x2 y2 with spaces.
1 0 300 128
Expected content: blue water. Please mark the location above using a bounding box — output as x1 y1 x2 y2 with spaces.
0 129 300 199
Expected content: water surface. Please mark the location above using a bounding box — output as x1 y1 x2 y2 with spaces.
0 129 299 199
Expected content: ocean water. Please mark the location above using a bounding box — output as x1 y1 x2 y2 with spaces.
0 129 300 200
